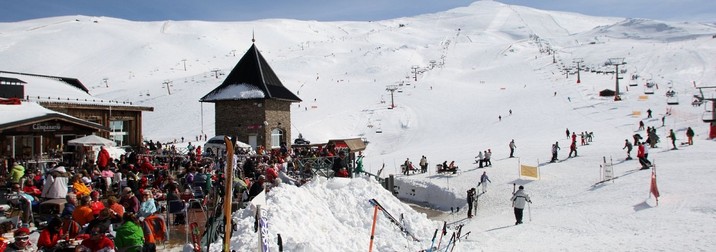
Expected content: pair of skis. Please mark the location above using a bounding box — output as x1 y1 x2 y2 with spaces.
368 198 421 242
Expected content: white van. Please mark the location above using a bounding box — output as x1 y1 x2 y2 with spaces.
204 135 229 156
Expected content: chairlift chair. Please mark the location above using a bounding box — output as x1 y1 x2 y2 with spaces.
667 96 679 105
644 82 656 94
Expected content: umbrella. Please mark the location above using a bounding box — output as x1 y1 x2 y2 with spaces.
67 134 117 147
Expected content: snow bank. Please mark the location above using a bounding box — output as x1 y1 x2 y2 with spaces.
213 176 439 252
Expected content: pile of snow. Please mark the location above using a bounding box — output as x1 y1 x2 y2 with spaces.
213 177 438 252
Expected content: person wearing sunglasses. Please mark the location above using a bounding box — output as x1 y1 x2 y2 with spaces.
77 226 115 252
6 227 34 252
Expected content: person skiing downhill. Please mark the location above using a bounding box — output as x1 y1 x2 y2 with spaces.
633 133 642 147
571 132 577 143
568 141 577 158
637 142 652 169
511 185 531 225
477 171 491 193
550 142 560 162
509 140 517 158
623 139 633 160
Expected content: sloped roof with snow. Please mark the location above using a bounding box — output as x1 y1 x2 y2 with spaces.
200 43 301 103
0 70 89 93
0 71 151 109
0 101 108 131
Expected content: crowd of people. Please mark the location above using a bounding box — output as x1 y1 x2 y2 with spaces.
0 136 364 252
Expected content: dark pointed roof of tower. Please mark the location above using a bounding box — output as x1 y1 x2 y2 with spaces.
200 44 301 103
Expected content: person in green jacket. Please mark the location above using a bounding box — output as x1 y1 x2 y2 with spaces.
354 154 364 175
115 212 144 252
9 161 25 184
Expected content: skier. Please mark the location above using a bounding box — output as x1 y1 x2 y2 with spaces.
668 129 677 150
571 132 577 143
580 132 586 145
623 139 633 160
475 151 484 168
647 127 659 148
511 185 531 225
661 116 666 127
686 127 695 145
568 141 577 158
466 188 476 218
637 142 652 169
509 140 516 158
403 158 411 175
419 155 428 173
484 150 492 167
638 121 645 131
550 142 560 163
565 128 570 139
633 133 642 146
647 108 652 118
477 171 491 193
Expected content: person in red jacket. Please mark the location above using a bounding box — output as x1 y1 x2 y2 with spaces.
140 156 155 174
265 166 279 184
637 142 652 169
37 217 64 249
78 226 115 252
97 146 111 169
89 190 106 216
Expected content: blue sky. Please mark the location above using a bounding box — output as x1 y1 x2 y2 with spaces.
2 0 715 22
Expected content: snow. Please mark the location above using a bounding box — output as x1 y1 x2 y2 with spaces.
0 101 58 124
201 83 266 101
2 0 716 251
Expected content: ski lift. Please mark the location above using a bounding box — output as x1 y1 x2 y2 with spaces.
644 82 656 95
629 75 638 86
666 90 679 105
703 102 714 123
665 89 676 97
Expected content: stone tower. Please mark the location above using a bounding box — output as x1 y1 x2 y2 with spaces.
200 43 301 150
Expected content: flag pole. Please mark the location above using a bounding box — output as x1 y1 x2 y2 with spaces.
223 136 235 252
368 205 379 252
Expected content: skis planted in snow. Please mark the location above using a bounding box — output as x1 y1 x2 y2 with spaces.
435 221 447 251
368 198 420 242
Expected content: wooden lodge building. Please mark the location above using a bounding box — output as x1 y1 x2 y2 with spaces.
200 43 301 150
0 71 153 159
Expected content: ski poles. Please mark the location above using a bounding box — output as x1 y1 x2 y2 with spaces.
528 201 532 222
427 229 438 252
